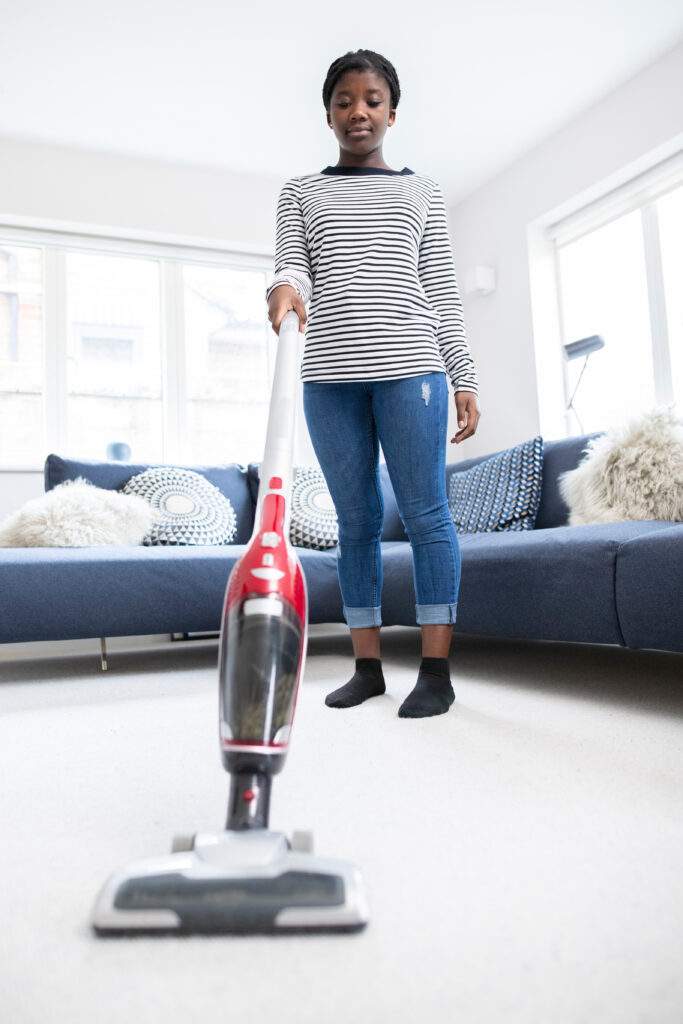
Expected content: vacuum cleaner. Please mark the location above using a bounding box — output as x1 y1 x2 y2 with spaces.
91 309 369 936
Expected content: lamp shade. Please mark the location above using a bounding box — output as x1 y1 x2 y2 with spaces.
564 334 605 360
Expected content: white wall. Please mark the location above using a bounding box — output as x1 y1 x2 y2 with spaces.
0 139 281 245
1 37 682 518
450 39 683 457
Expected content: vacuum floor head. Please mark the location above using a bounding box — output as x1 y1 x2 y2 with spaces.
92 829 369 936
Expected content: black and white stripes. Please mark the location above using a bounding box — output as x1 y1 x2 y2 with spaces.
266 166 479 396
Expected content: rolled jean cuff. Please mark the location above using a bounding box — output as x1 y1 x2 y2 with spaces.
415 602 458 625
343 605 382 628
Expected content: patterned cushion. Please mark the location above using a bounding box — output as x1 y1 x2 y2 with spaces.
289 465 338 550
121 467 238 545
447 436 544 533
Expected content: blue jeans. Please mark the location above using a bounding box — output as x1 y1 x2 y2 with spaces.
302 371 461 628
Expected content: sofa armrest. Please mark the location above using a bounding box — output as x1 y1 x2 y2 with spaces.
615 523 683 653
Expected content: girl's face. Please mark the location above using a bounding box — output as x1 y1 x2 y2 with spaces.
327 69 396 156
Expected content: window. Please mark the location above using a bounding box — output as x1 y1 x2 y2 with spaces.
549 156 683 435
183 263 271 465
556 209 655 432
0 230 272 470
66 251 163 461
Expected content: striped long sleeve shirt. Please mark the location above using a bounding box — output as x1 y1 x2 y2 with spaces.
265 165 479 396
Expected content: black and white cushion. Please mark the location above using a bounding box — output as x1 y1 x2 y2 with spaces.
448 436 544 533
122 467 238 545
289 465 338 550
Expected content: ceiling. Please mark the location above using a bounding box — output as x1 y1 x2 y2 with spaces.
2 0 682 203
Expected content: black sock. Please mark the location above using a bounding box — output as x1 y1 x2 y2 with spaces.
325 657 386 709
398 657 455 718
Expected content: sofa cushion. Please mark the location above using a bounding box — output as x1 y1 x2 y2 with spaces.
289 465 338 550
380 520 674 644
557 409 683 526
447 435 543 532
0 545 243 643
247 461 408 542
0 542 344 643
44 454 256 544
534 433 604 528
122 467 238 546
445 432 604 530
0 479 153 548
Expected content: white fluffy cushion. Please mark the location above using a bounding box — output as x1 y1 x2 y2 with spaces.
0 478 154 547
558 407 683 525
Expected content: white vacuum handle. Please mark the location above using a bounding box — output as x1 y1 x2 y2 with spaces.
252 309 301 539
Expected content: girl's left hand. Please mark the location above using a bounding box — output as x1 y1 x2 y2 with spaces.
451 391 480 444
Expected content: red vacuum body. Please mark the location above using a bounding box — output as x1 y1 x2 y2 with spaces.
218 470 308 829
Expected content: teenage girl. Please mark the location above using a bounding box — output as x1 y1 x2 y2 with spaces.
266 49 481 718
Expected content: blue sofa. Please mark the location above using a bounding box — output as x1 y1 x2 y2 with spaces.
0 432 680 655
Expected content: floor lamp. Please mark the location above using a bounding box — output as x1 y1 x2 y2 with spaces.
563 334 605 433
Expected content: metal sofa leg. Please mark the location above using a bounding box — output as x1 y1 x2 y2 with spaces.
100 637 108 672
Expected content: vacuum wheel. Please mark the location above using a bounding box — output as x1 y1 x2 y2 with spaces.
289 830 314 853
171 833 196 853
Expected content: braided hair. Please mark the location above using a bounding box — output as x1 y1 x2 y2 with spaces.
322 49 401 113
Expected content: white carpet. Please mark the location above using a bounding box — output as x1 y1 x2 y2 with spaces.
0 626 682 1024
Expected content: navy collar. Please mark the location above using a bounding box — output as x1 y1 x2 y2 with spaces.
321 165 414 176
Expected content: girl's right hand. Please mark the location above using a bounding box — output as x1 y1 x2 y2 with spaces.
267 285 307 334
